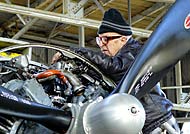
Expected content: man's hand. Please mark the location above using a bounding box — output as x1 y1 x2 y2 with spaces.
51 52 62 64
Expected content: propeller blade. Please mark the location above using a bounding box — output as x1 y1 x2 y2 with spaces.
113 0 190 99
0 86 71 133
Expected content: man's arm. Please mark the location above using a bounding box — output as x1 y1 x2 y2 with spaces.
72 47 137 84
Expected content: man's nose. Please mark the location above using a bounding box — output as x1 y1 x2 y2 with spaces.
98 42 105 47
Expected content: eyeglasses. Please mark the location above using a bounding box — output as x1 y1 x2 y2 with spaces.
96 36 122 46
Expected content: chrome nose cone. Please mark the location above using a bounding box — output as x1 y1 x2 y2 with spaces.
83 93 145 134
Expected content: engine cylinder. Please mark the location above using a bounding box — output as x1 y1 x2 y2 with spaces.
83 93 145 134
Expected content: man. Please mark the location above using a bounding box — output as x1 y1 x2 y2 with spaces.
53 8 180 134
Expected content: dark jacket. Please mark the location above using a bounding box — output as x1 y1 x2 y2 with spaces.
73 37 173 133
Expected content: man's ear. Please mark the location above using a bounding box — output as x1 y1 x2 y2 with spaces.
121 36 128 43
123 35 132 42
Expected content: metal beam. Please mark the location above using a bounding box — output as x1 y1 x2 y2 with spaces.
0 2 152 38
92 0 105 14
128 0 131 25
131 3 166 25
71 0 89 14
4 0 26 25
0 37 29 45
173 103 190 112
175 61 183 104
0 2 99 28
79 26 85 47
22 34 78 47
145 0 175 3
20 34 99 51
135 8 167 40
12 0 58 39
1 0 55 29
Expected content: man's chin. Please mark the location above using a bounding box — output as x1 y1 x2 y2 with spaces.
103 51 111 56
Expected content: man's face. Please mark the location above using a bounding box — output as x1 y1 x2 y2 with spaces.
96 32 127 56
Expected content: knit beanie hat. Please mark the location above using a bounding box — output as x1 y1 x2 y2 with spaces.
98 8 132 35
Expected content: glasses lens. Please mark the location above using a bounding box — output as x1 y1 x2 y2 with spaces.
101 37 108 44
96 36 122 46
96 37 101 45
96 37 107 45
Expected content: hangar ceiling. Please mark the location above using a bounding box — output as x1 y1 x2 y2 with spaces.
0 0 174 48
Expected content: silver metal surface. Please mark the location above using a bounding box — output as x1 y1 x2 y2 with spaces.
3 79 52 106
83 93 145 134
175 61 183 104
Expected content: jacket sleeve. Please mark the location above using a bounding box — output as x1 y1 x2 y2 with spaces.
71 43 141 83
73 47 132 71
